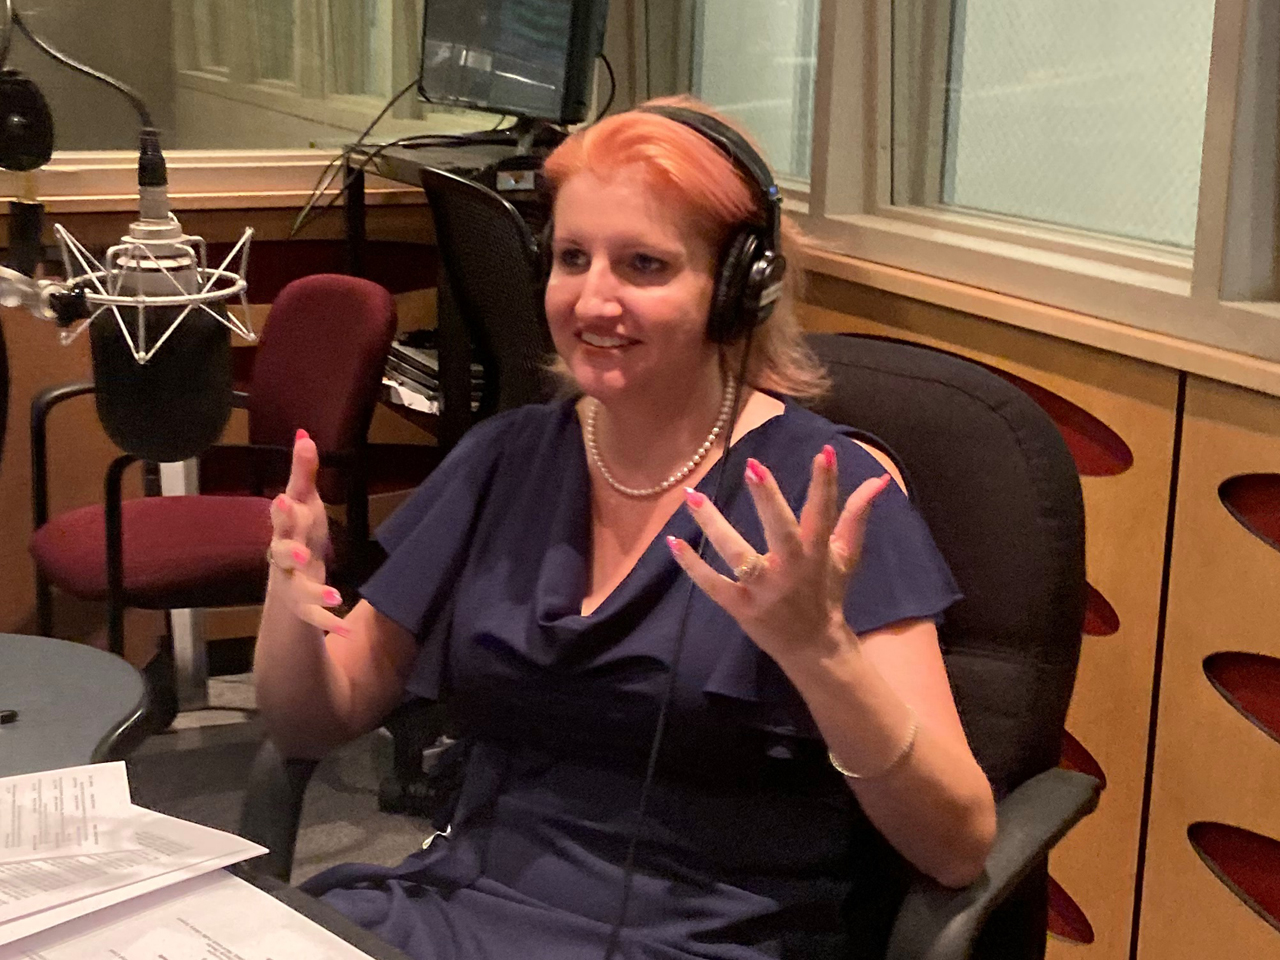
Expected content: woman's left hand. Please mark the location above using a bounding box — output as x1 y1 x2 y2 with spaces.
669 445 891 666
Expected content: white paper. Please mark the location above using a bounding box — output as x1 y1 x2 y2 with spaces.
382 378 441 414
4 871 376 960
0 844 263 947
0 806 266 946
1 763 137 862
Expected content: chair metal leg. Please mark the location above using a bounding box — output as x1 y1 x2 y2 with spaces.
104 454 137 658
157 460 209 710
107 600 126 657
35 572 54 637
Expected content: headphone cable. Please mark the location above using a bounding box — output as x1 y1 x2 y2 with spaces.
601 336 757 960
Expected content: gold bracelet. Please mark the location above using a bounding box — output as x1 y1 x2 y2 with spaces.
828 708 919 780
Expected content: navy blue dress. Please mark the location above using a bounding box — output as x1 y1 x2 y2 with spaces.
302 396 960 960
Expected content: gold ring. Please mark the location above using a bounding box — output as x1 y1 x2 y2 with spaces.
266 545 289 573
733 553 767 583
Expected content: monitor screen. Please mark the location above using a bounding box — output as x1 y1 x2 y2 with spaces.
419 0 608 125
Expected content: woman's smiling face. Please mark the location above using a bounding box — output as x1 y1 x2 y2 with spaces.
544 164 721 404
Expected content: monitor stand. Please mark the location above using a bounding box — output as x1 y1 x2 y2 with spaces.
508 117 568 155
446 116 567 155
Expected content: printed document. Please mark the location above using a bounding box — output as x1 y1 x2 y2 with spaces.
0 764 266 948
4 870 376 959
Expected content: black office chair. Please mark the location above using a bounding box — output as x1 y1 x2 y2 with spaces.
804 333 1096 958
418 165 556 450
239 333 1099 960
360 167 560 811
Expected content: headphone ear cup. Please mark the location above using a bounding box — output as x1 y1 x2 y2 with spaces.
708 231 757 343
536 220 554 282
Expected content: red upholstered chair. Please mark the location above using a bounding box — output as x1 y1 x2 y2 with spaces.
29 274 402 709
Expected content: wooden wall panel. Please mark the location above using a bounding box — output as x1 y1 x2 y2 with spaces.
800 276 1180 960
1137 376 1280 960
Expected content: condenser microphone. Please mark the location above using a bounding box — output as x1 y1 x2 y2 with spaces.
88 212 236 463
84 131 243 462
0 13 256 463
0 68 54 172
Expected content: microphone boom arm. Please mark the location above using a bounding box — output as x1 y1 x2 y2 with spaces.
8 6 152 128
1 0 12 67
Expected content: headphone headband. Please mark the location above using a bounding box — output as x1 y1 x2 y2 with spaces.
635 105 782 252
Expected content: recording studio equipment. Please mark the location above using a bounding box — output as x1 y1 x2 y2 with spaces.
0 68 54 171
0 7 255 463
419 0 610 133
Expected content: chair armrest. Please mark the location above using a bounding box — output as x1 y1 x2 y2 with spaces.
30 380 95 529
884 768 1101 960
237 739 321 883
238 742 322 885
237 699 443 884
210 442 359 470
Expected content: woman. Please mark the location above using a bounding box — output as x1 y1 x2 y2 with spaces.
254 98 996 960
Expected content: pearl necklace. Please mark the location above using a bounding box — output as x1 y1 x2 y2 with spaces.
585 376 737 499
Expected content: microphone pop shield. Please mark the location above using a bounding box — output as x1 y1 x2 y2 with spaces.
90 303 234 463
0 70 54 172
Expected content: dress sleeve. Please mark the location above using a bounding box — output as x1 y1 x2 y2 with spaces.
359 410 520 699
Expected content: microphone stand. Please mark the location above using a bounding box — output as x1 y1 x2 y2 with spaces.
1 6 256 722
9 6 153 128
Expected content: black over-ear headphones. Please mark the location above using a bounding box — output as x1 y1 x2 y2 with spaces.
540 105 788 345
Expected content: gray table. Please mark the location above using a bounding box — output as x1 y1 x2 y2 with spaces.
0 637 413 957
0 633 148 777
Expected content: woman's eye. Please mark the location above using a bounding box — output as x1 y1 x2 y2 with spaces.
630 253 667 274
556 248 588 270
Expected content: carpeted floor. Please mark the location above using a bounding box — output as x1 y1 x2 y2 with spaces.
124 676 431 885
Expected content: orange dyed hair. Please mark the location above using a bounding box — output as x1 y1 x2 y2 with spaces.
542 95 828 399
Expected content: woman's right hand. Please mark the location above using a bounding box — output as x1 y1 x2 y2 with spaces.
267 429 349 636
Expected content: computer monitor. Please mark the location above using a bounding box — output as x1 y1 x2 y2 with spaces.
419 0 610 126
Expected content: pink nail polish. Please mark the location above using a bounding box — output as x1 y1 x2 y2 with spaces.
293 547 308 565
745 459 766 485
667 535 682 556
323 587 342 606
822 445 836 470
273 495 289 511
295 428 309 441
684 488 708 509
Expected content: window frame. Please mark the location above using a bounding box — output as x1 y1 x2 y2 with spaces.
6 0 1279 389
802 0 1280 365
172 0 430 130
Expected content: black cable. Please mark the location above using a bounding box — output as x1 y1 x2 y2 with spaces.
1 0 13 68
290 75 422 237
291 129 513 238
595 54 616 122
643 0 653 100
601 336 758 960
292 133 437 236
11 8 151 127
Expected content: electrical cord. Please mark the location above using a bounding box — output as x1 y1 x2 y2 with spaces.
1 0 13 68
289 80 552 237
643 0 653 100
290 75 422 237
595 54 616 122
11 7 152 127
601 336 758 960
291 128 524 238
